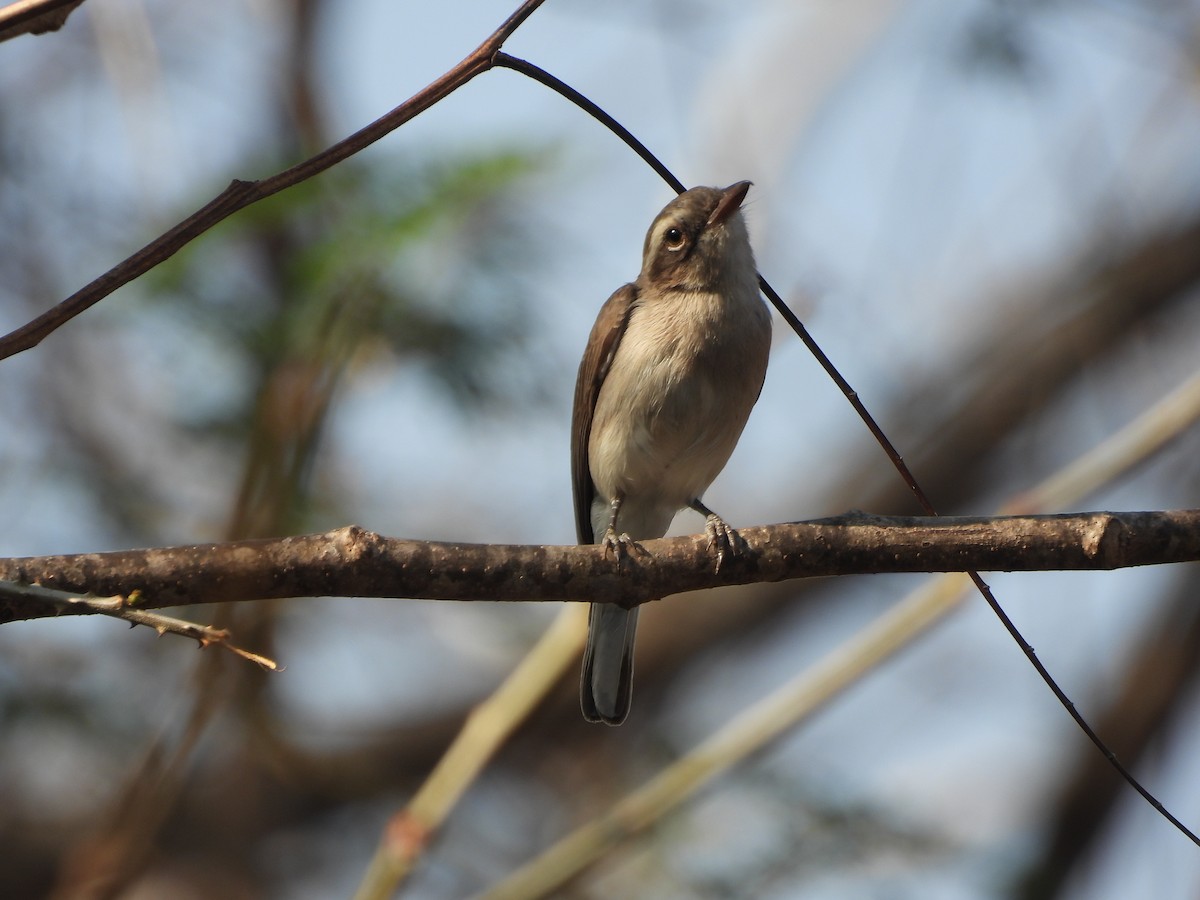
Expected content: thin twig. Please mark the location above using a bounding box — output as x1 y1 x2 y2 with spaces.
0 0 549 360
0 580 279 670
495 55 685 193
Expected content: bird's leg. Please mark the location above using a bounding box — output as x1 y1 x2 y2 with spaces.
689 498 744 572
600 493 649 569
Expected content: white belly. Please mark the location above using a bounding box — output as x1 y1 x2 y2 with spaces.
587 288 770 540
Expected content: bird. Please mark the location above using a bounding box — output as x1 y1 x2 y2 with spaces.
572 181 772 725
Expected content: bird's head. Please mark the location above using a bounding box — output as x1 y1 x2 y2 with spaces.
638 181 754 293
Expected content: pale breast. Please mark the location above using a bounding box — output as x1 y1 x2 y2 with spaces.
588 286 770 517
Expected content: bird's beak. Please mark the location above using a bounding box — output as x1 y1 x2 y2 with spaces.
706 180 752 228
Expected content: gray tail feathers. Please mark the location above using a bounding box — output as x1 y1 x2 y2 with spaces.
581 603 640 725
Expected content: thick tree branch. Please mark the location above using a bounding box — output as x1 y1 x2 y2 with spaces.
2 509 1198 624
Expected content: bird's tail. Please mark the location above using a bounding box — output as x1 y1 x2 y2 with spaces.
581 603 639 725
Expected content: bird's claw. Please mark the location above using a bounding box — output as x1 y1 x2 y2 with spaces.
704 514 744 573
601 527 649 571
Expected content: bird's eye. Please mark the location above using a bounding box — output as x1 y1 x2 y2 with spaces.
664 226 686 250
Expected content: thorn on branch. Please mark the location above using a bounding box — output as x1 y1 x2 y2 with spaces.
0 580 280 671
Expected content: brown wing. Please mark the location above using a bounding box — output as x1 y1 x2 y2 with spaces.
571 282 637 544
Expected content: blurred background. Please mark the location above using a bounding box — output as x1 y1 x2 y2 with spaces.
3 0 1200 897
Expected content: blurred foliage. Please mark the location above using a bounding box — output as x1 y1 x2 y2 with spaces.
66 144 559 539
148 146 554 428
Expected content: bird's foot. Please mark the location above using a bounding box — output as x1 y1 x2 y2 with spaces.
601 527 650 571
706 514 747 572
689 499 747 573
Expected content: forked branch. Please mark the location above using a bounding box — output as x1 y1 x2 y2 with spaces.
0 0 548 360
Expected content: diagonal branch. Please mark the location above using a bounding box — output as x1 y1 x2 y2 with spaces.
2 509 1199 624
0 0 86 42
0 0 548 360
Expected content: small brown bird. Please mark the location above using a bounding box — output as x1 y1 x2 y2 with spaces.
572 182 771 725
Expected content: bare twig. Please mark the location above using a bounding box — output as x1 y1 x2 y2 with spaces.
2 510 1200 624
0 0 548 360
0 580 278 669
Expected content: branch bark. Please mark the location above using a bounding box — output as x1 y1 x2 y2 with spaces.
3 509 1199 624
0 0 86 42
